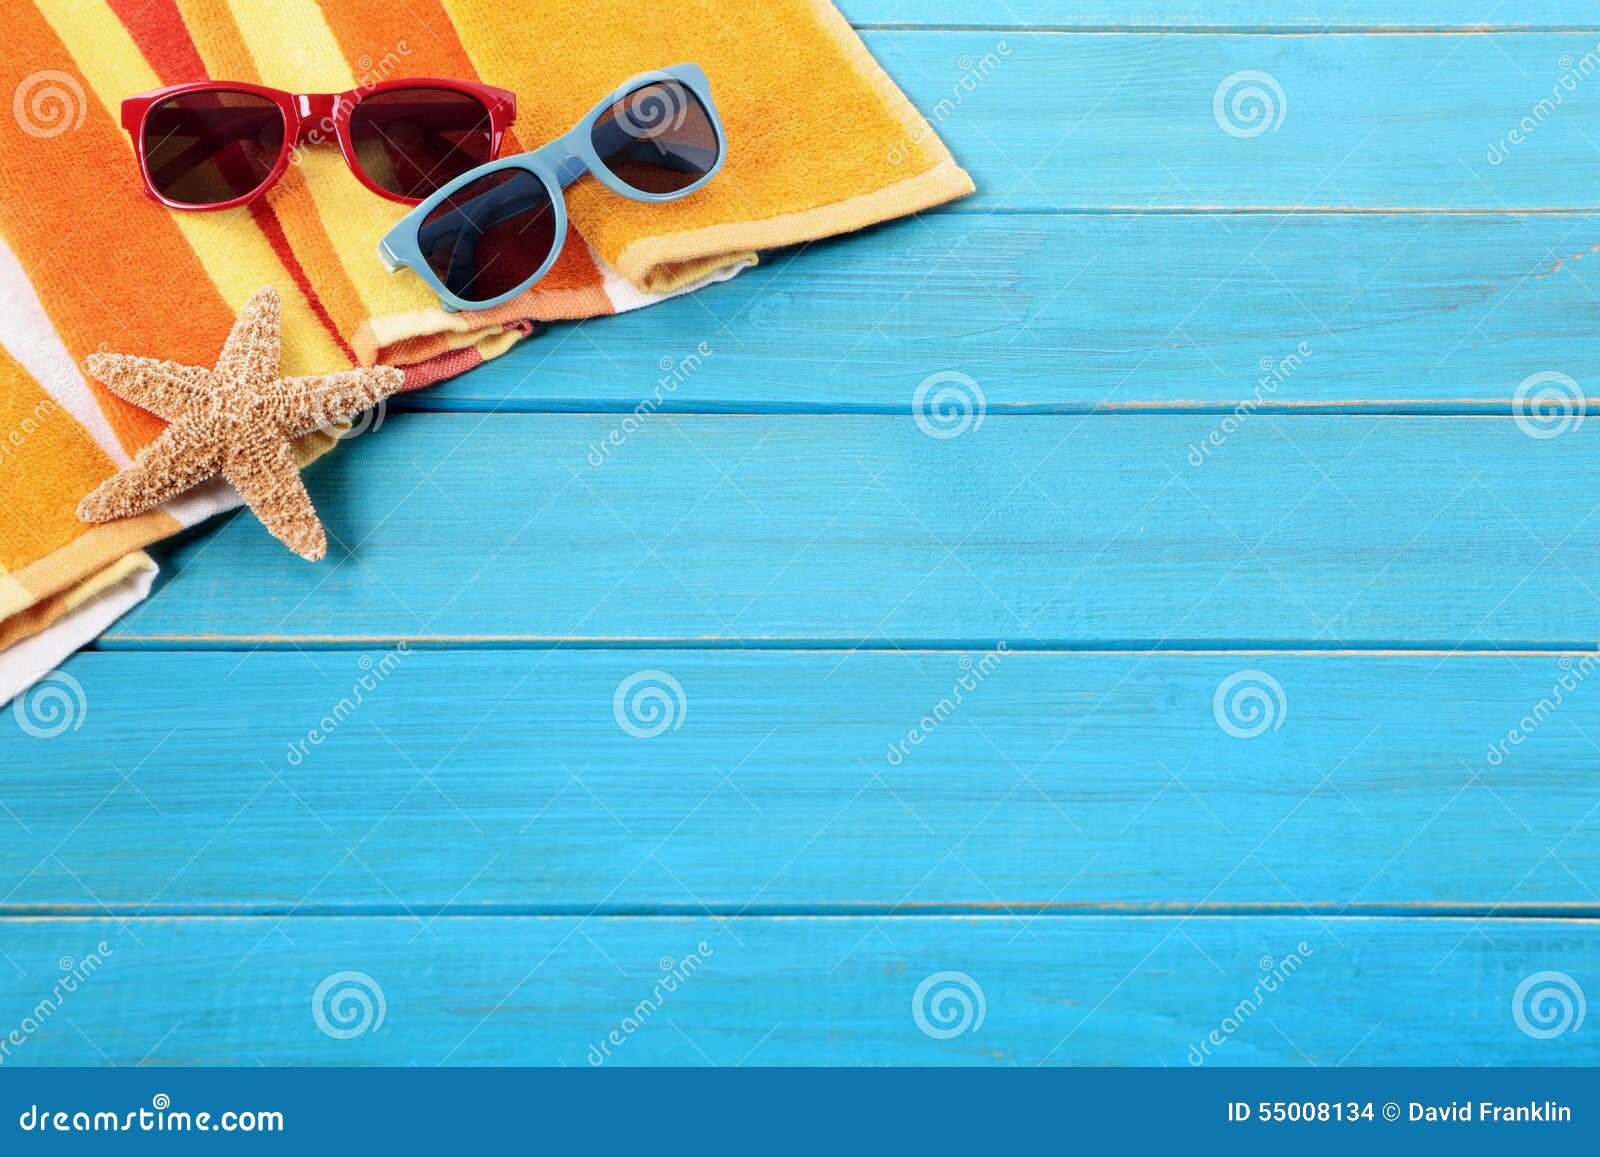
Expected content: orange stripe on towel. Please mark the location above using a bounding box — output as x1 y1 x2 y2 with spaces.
0 5 238 454
0 348 118 571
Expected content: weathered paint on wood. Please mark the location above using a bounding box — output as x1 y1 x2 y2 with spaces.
0 916 1590 1066
3 651 1596 913
98 415 1600 647
840 2 1600 31
414 213 1600 413
868 31 1600 209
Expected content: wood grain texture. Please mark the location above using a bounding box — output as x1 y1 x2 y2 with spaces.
409 213 1600 413
867 32 1600 209
840 2 1600 31
4 651 1597 913
105 414 1600 647
0 916 1591 1066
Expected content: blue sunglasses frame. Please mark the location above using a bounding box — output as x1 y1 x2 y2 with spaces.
378 63 725 312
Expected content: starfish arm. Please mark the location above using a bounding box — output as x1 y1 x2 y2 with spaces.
272 366 406 437
213 286 283 392
76 421 223 522
84 354 214 422
222 431 328 561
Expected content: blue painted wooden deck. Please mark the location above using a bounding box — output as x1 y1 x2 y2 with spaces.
4 2 1599 1066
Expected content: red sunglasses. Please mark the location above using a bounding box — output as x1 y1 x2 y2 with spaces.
121 78 517 210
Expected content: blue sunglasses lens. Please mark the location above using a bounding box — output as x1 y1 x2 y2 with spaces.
418 167 558 304
591 80 719 195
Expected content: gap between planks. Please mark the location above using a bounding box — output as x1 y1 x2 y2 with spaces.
853 24 1600 35
943 207 1600 214
0 906 1596 920
88 640 1600 654
391 401 1600 417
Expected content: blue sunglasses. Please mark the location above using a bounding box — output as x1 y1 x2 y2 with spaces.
379 63 725 312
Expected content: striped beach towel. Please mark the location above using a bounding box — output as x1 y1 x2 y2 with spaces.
0 0 973 701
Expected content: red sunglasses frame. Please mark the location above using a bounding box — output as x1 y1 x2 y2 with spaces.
121 77 517 210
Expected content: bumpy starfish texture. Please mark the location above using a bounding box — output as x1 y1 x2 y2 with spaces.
76 287 404 561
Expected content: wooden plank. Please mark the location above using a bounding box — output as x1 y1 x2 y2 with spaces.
102 415 1600 647
863 32 1600 209
409 212 1600 413
5 651 1597 912
0 916 1591 1065
841 2 1600 31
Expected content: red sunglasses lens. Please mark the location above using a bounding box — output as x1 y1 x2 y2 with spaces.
348 87 496 200
590 80 718 195
142 91 285 206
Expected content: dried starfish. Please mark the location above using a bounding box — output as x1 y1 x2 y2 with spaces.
77 287 404 560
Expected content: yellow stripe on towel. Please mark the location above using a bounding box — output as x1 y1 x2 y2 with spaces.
222 0 422 322
36 0 347 375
